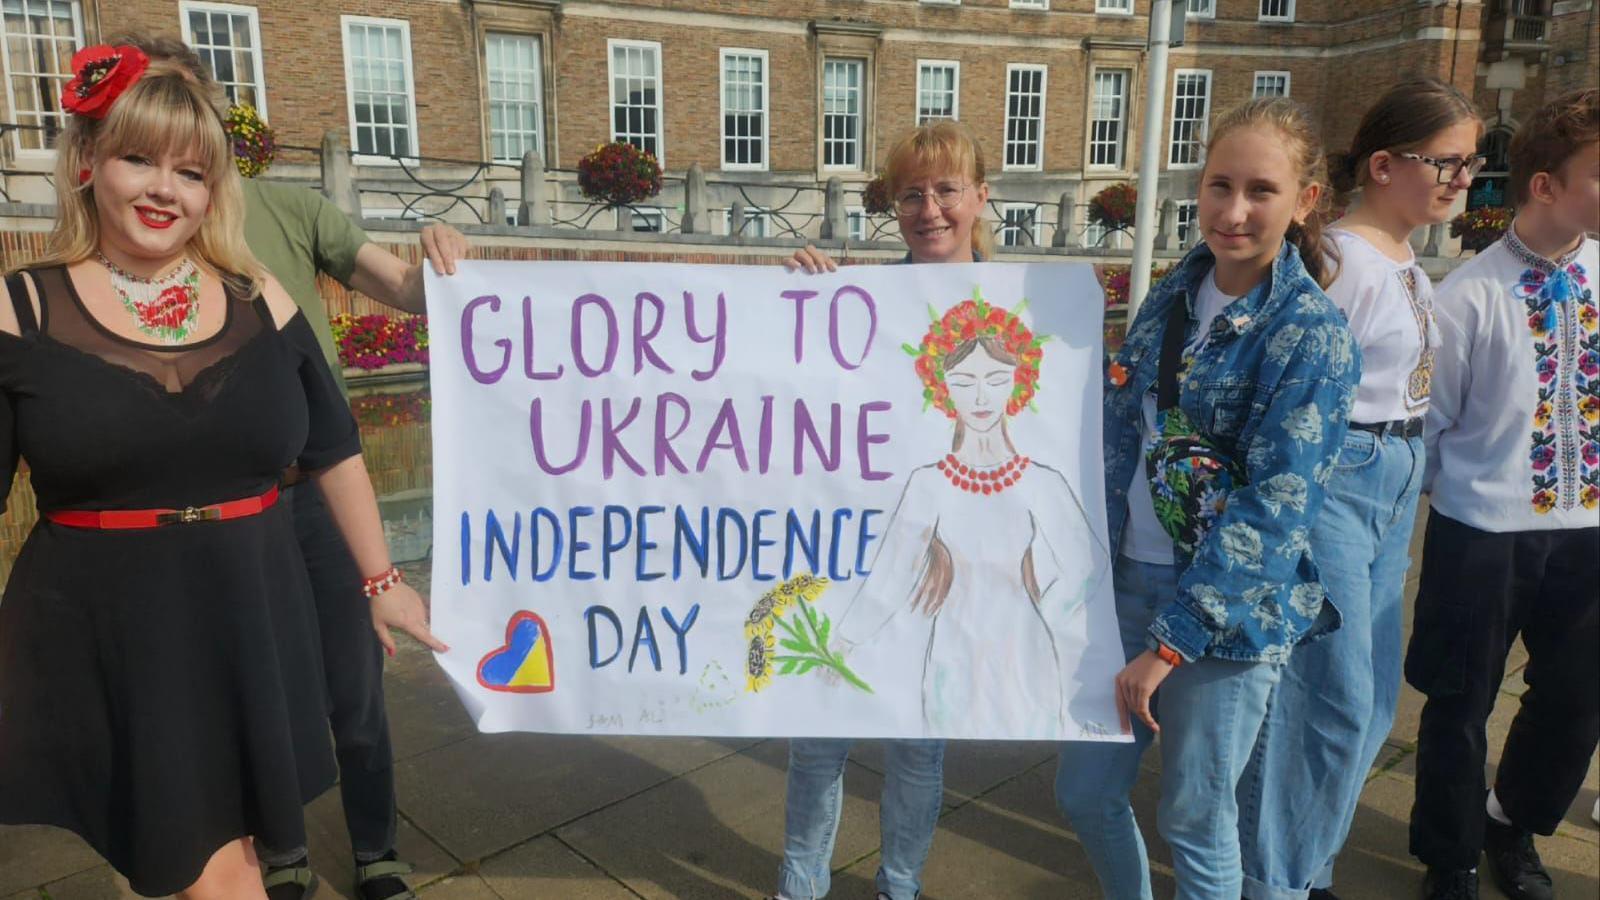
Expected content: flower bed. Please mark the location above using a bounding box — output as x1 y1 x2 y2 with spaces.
1451 206 1512 253
331 313 429 371
1098 262 1176 309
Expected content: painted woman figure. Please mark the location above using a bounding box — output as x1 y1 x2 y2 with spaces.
829 293 1109 738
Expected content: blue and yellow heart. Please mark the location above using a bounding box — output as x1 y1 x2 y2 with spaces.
476 611 555 694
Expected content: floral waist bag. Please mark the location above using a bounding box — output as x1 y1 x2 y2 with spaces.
1145 298 1248 557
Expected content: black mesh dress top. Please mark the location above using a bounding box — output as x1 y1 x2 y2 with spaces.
0 264 361 895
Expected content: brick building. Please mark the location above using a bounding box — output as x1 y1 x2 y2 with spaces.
0 0 1594 246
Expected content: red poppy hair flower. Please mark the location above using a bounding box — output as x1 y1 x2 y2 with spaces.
901 290 1048 420
61 44 149 120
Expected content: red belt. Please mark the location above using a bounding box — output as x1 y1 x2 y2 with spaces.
45 486 281 530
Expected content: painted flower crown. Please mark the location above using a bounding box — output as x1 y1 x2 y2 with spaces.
903 289 1046 419
61 44 149 120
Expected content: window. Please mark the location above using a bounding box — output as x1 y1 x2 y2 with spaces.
631 207 665 232
1252 71 1291 97
341 16 418 160
485 33 544 163
1000 204 1039 247
1259 0 1295 21
1187 0 1216 16
724 207 770 238
1176 200 1197 244
1088 68 1129 169
721 49 768 170
1010 0 1049 8
1167 69 1211 169
846 207 867 241
916 60 959 124
823 58 864 170
1085 221 1122 249
181 2 267 114
608 39 663 162
1096 0 1132 13
1003 65 1046 171
0 0 82 153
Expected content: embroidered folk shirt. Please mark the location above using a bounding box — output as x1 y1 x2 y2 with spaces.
1424 226 1600 532
1325 229 1439 423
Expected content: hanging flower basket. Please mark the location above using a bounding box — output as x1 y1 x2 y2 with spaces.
331 313 430 371
577 141 663 207
1450 206 1512 254
224 103 277 178
863 174 893 216
1088 182 1138 232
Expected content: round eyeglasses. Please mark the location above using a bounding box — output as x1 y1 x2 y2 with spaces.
1396 152 1489 184
893 183 970 215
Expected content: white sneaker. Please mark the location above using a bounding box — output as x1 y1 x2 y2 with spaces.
1591 797 1598 825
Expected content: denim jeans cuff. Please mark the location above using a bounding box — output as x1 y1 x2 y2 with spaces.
1241 872 1311 900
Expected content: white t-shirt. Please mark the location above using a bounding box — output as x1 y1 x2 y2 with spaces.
1325 229 1439 423
1424 229 1600 533
1122 267 1240 564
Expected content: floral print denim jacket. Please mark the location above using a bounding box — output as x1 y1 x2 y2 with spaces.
1104 241 1362 663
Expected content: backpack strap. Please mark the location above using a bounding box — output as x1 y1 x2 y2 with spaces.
3 270 39 335
1155 294 1189 412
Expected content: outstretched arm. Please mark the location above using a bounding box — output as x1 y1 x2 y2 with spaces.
347 224 471 314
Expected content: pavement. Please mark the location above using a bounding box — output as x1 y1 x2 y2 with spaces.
3 510 1597 900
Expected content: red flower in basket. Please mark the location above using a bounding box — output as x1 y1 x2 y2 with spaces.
62 45 149 119
137 285 193 332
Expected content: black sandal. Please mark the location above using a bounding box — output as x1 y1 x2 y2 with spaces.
355 858 418 900
262 864 319 900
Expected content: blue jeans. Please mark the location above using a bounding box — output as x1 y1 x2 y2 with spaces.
777 738 945 900
1056 555 1282 900
1055 554 1169 900
1239 430 1424 899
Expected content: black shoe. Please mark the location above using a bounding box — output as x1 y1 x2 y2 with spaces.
1421 867 1479 900
1309 889 1342 900
1484 818 1554 900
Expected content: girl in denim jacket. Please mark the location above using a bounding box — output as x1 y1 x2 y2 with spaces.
1055 98 1360 899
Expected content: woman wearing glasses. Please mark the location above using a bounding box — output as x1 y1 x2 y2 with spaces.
774 120 993 900
1238 79 1484 900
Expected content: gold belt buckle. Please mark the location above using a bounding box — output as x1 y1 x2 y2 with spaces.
158 505 221 525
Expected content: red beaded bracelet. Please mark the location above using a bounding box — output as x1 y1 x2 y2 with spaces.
361 565 402 599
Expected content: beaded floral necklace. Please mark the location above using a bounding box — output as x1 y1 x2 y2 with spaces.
97 252 201 344
935 453 1031 495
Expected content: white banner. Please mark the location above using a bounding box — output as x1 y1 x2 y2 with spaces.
426 260 1128 742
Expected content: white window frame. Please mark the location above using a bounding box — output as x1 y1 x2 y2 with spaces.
1009 0 1049 8
1167 68 1212 170
822 57 865 171
1187 0 1216 18
1002 63 1047 172
1252 70 1291 98
607 38 665 166
340 15 420 164
0 0 84 157
919 0 960 5
1096 0 1134 15
1176 200 1198 244
179 1 268 117
630 206 665 232
719 47 769 172
999 203 1040 247
916 60 960 124
1259 0 1295 22
845 206 867 241
1087 67 1130 171
484 31 545 164
723 206 771 238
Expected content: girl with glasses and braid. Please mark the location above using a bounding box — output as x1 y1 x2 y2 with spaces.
1237 77 1483 900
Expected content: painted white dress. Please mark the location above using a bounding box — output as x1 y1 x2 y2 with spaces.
834 460 1110 739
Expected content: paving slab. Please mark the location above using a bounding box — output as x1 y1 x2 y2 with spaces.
394 730 753 863
300 788 460 894
0 825 104 896
555 739 883 900
415 873 502 899
382 641 480 764
478 835 639 900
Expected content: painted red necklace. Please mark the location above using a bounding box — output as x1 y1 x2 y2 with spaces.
97 251 200 344
936 453 1031 495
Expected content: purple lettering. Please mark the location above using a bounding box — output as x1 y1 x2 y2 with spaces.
572 293 619 377
780 289 818 363
856 400 893 481
654 392 691 475
461 294 510 384
632 292 674 376
684 291 728 381
522 296 564 380
530 398 590 475
793 400 842 474
829 285 877 371
696 399 750 472
600 398 646 478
